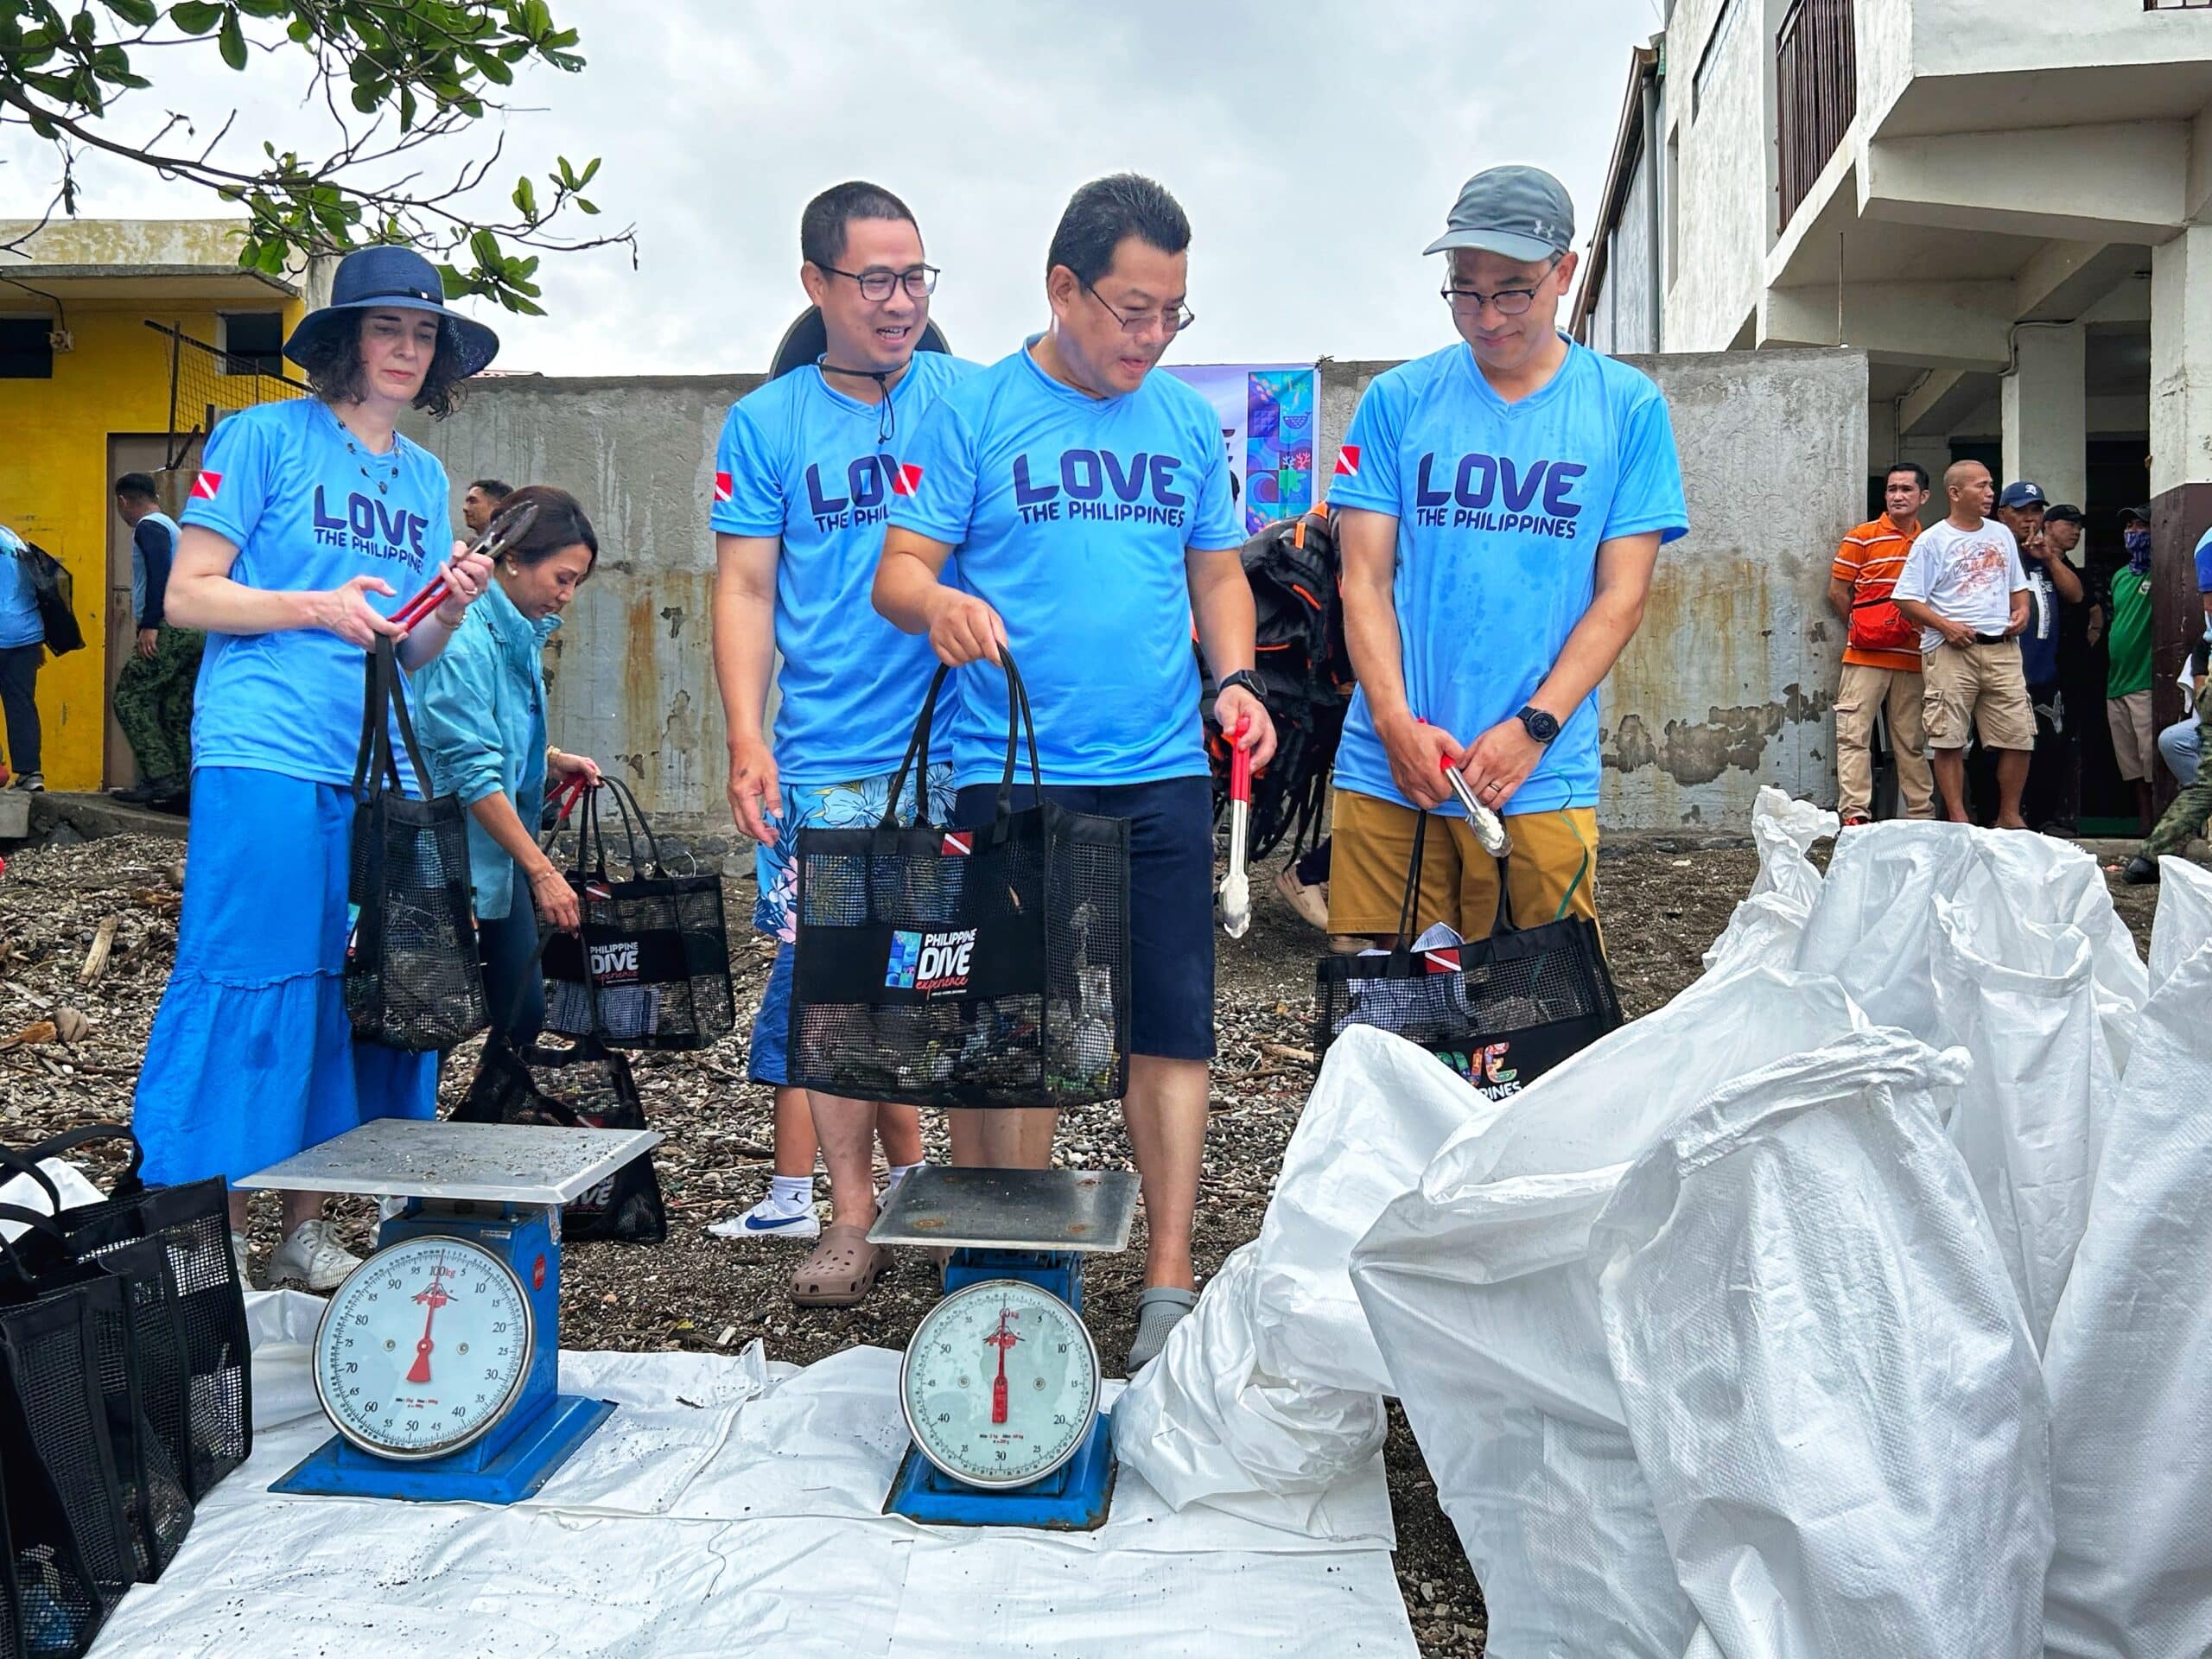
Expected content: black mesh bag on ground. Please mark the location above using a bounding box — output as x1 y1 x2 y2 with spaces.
0 1199 191 1590
454 936 667 1243
22 1128 250 1503
1314 812 1622 1099
542 779 734 1052
343 633 486 1051
789 652 1130 1110
0 1212 142 1658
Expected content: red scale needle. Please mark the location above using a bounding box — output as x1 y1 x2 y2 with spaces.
405 1263 456 1386
984 1306 1020 1426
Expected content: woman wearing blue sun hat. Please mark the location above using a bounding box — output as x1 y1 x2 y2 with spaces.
133 244 503 1293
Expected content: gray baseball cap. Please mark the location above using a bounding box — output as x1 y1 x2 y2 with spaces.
1424 165 1576 263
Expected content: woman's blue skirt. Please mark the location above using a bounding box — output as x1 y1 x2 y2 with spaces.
133 766 436 1186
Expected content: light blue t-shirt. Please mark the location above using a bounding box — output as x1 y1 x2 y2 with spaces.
712 352 976 785
886 341 1243 787
0 526 40 650
181 399 449 787
1328 339 1688 815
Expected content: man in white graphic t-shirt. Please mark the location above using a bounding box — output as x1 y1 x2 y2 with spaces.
1891 459 2034 827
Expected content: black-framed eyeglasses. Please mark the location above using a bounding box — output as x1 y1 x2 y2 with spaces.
819 263 940 302
1440 257 1561 318
1081 280 1196 337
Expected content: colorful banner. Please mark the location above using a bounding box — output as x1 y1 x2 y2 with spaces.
1164 362 1319 536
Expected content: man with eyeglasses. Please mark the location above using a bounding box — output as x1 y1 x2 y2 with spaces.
1328 165 1687 954
874 172 1276 1373
711 180 973 1310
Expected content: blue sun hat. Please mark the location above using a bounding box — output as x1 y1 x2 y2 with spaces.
283 245 500 379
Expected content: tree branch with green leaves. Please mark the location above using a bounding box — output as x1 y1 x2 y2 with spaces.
0 0 633 315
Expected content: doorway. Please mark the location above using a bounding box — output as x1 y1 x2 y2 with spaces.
103 433 201 790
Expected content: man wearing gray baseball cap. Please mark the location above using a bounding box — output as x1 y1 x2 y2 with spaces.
1325 164 1688 962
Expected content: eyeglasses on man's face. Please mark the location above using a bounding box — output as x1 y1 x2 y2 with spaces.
821 263 940 302
1440 257 1561 318
1081 279 1196 338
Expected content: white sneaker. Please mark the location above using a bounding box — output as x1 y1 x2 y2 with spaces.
268 1219 363 1294
711 1192 821 1242
230 1230 253 1291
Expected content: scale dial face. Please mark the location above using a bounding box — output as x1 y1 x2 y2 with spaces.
312 1233 534 1460
900 1277 1101 1490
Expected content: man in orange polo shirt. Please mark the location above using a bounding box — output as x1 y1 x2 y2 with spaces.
1828 461 1935 824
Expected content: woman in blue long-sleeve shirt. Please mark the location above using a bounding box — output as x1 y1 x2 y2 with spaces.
411 484 602 1043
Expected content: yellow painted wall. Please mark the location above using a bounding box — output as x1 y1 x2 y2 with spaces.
0 293 304 790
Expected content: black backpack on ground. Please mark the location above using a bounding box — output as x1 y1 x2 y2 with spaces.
1202 506 1351 861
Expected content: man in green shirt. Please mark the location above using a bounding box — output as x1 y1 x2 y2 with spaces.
2093 505 2158 834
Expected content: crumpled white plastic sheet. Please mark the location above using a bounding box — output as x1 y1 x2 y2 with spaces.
2043 857 2212 1659
1699 786 1838 981
95 1297 1413 1658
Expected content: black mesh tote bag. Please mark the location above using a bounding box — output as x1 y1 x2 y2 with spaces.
541 779 734 1052
0 1210 142 1657
19 1128 251 1503
0 1199 191 1590
788 652 1130 1110
1314 811 1622 1100
454 935 668 1243
343 633 487 1051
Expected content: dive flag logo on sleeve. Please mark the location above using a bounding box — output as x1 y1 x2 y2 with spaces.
1332 446 1361 479
190 471 223 500
713 471 733 504
891 463 924 498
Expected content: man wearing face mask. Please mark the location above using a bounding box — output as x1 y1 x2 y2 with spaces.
2094 505 2159 835
712 181 973 1307
874 173 1277 1372
1993 482 2082 834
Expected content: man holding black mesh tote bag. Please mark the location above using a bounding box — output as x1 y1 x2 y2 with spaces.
874 174 1275 1373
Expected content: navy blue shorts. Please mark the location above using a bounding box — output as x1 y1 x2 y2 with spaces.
954 775 1216 1063
748 941 795 1087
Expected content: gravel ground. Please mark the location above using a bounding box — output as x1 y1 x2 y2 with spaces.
0 825 2172 1657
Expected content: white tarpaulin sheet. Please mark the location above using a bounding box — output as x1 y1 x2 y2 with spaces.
94 1294 1413 1658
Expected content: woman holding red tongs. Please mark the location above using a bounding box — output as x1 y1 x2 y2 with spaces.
134 245 501 1294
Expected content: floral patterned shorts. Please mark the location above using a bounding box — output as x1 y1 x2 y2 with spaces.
751 763 957 944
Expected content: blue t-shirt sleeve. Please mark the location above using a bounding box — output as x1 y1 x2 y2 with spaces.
178 410 277 550
1602 389 1689 545
133 519 173 628
712 400 785 537
1325 377 1404 516
2194 527 2212 594
885 397 980 545
1186 413 1242 552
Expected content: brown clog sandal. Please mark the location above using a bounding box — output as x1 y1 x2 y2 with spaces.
791 1223 887 1308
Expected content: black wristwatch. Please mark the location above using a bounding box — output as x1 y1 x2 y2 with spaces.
1219 669 1268 709
1516 703 1560 745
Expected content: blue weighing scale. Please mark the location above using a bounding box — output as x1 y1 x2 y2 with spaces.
238 1119 661 1504
869 1166 1140 1531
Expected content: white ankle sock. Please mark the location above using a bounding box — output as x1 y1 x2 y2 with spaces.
885 1162 925 1190
766 1175 814 1211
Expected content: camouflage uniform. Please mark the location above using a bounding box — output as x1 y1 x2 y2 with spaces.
2141 675 2212 860
112 625 202 782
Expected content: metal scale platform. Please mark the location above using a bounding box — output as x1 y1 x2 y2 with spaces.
869 1166 1139 1531
240 1119 660 1505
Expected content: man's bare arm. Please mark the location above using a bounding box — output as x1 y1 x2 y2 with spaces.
712 531 780 842
875 526 1006 665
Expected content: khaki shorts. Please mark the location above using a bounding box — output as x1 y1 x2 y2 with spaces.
2107 689 2156 782
1326 787 1599 938
1922 640 2036 751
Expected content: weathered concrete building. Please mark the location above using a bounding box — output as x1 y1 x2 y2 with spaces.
410 346 1866 839
1571 0 2212 809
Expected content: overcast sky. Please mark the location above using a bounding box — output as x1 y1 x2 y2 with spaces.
0 0 1664 376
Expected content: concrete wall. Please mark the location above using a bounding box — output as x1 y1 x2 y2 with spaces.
404 372 765 842
413 346 1866 840
1662 0 1774 352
